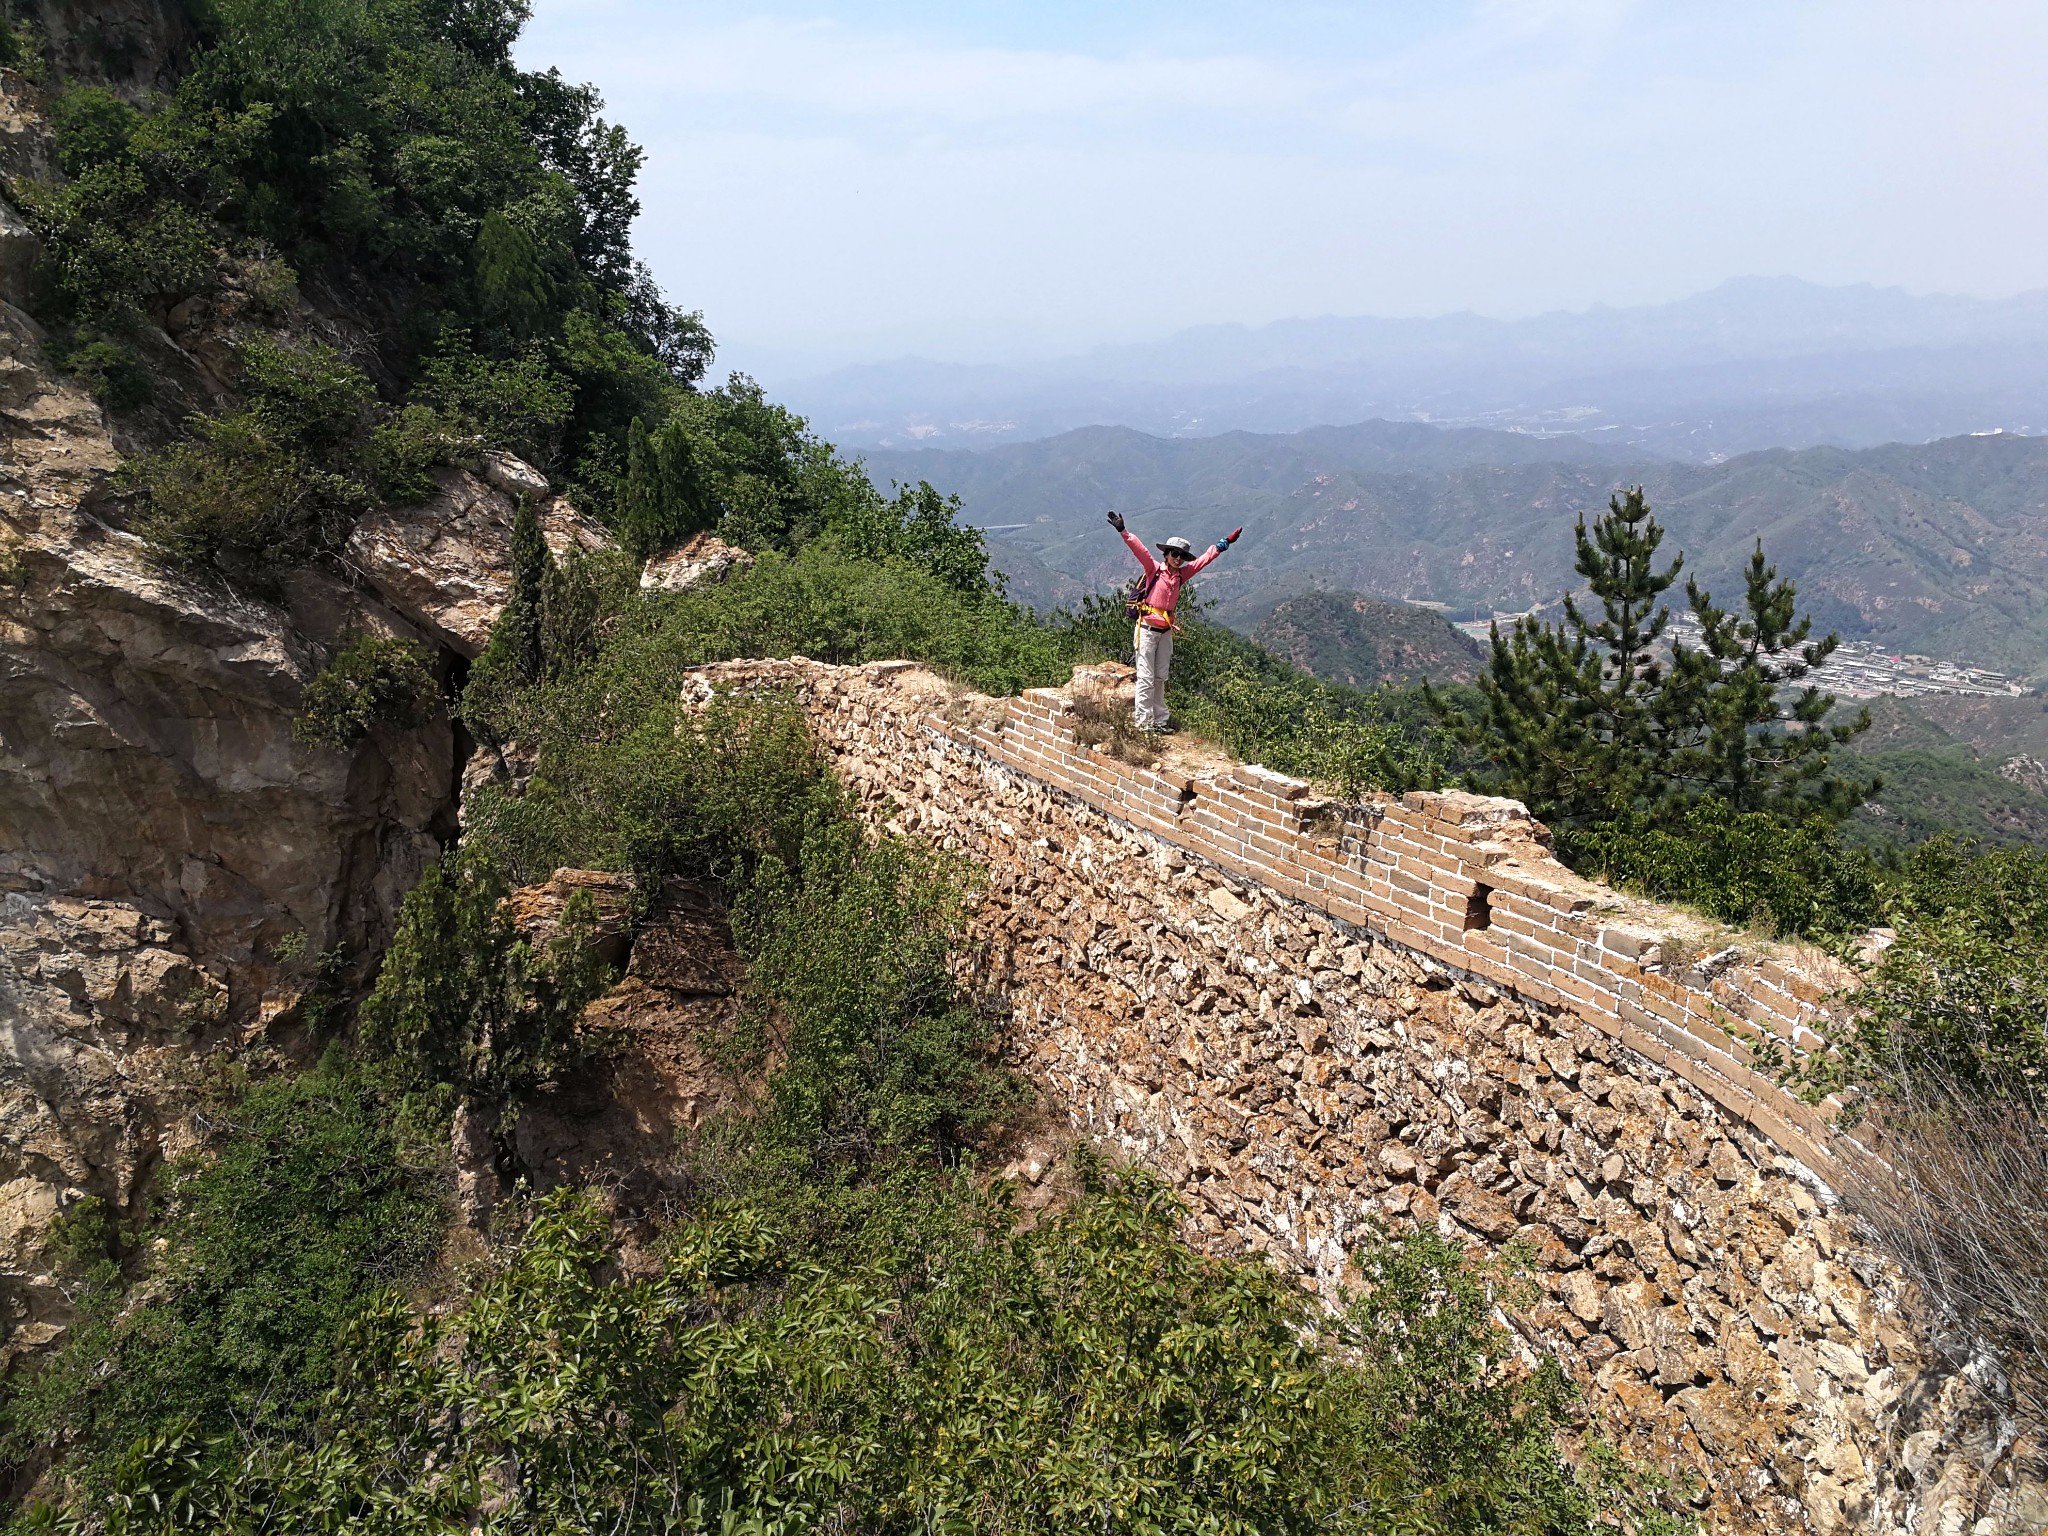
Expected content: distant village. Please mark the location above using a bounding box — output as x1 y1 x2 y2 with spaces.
1447 607 2030 699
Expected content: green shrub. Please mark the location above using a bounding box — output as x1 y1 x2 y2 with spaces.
0 1060 446 1499
740 819 1016 1165
358 850 615 1105
1563 800 1881 940
293 633 440 747
122 339 381 588
70 1170 1688 1536
15 0 696 526
412 337 576 469
40 1197 117 1279
59 338 151 410
1805 838 2048 1103
1180 661 1448 798
124 414 366 586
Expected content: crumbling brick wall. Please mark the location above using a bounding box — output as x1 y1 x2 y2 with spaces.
685 657 2041 1536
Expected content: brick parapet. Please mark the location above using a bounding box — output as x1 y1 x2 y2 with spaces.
929 666 1851 1173
678 656 2025 1536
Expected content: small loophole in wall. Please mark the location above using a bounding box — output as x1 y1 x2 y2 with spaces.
1463 884 1494 931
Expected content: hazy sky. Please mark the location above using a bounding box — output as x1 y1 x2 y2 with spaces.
519 0 2048 378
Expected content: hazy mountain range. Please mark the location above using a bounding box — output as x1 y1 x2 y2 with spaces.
862 421 2048 680
790 278 2048 462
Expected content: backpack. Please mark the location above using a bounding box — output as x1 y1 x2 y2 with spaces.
1122 572 1151 622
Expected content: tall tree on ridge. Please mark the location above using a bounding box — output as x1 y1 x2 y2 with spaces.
1431 488 1872 834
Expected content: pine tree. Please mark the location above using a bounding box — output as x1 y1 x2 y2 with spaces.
506 494 547 686
1665 541 1875 821
1432 490 1874 834
1432 488 1680 830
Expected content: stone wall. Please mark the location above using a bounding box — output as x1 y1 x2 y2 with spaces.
686 657 2041 1536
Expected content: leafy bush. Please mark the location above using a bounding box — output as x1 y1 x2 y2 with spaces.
59 338 151 410
411 335 577 469
19 0 701 546
0 1060 445 1499
740 820 1016 1166
68 1170 1687 1536
122 339 379 588
1181 662 1448 798
359 851 615 1105
293 633 440 747
123 415 366 586
1809 838 2048 1103
1563 800 1882 941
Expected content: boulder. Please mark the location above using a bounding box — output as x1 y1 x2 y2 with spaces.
347 460 612 656
640 530 753 594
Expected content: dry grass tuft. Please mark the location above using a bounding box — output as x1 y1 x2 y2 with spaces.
1069 688 1163 768
1843 1080 2048 1460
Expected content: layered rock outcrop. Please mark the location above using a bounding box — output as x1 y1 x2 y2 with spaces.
0 302 463 1348
347 456 612 657
676 656 2044 1536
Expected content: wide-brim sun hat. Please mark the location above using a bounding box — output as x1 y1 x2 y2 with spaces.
1156 536 1197 558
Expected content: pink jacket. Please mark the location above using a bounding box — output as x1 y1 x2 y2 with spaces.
1121 530 1220 628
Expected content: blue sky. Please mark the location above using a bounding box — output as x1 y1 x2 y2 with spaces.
518 1 2048 379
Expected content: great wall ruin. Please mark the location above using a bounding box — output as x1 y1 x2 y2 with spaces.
679 655 2045 1536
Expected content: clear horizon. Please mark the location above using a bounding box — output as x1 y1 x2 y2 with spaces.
520 1 2048 381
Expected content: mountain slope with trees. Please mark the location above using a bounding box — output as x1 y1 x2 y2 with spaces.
869 425 2048 678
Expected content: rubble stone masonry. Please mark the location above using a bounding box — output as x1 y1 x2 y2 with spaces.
686 657 2042 1536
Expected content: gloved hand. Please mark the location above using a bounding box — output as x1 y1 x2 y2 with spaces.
1106 510 1126 533
1215 527 1242 551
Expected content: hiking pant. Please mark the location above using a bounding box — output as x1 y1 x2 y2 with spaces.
1134 622 1173 730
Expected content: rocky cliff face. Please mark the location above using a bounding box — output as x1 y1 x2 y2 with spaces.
0 282 465 1351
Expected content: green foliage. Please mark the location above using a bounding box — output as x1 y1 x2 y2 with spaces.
358 850 614 1105
1433 490 1871 835
832 478 995 597
1841 744 2048 849
293 633 440 747
0 1061 445 1500
63 1171 1686 1536
1665 542 1876 822
41 1197 117 1279
1182 662 1447 798
121 338 378 588
740 822 1015 1165
412 336 577 468
59 338 151 411
1563 800 1881 940
1431 489 1681 831
621 376 873 556
464 541 1065 760
17 0 699 541
1802 838 2048 1105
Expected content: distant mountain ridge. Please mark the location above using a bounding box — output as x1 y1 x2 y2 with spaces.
869 421 2048 680
1235 590 1485 689
788 278 2048 462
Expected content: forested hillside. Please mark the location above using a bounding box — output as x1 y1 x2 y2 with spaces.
869 425 2048 678
1234 588 1485 688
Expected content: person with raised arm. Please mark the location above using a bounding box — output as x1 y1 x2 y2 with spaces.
1106 511 1242 734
